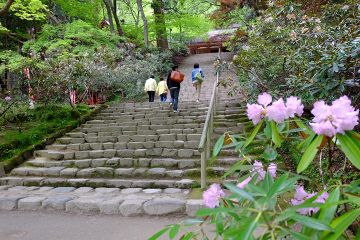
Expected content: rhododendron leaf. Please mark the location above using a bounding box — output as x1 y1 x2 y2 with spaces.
291 214 332 231
224 183 255 202
148 227 169 240
264 121 272 138
318 187 340 224
212 134 225 157
180 232 195 240
297 133 316 151
280 227 312 240
344 193 360 205
271 121 282 147
244 119 264 148
297 135 324 173
337 133 360 170
263 146 277 160
320 209 360 240
294 117 313 135
169 224 180 239
195 208 215 216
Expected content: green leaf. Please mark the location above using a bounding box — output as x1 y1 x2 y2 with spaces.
212 134 225 157
195 208 215 217
267 174 298 198
238 212 261 240
337 133 360 170
344 193 360 205
318 187 340 224
271 121 282 147
224 183 255 202
321 209 360 240
169 224 180 239
262 146 277 161
280 227 312 240
148 227 169 240
291 214 332 231
294 117 313 135
183 219 204 226
297 135 324 173
180 232 195 240
244 119 264 148
264 121 272 138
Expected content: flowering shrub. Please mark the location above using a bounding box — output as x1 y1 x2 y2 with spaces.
150 171 359 239
150 92 359 240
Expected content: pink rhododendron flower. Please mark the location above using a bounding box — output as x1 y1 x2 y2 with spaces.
203 184 225 208
237 176 252 189
258 92 272 106
268 163 277 178
251 160 266 180
291 186 328 215
286 96 304 118
266 98 287 123
5 96 11 101
310 96 359 137
247 103 265 125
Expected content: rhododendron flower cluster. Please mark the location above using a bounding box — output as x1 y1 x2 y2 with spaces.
237 161 277 189
247 93 304 125
4 96 11 101
310 96 359 137
291 186 328 215
203 184 225 208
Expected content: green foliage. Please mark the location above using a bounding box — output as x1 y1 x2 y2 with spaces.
0 103 91 162
22 20 125 58
230 1 360 105
150 177 359 239
52 0 101 25
11 0 48 21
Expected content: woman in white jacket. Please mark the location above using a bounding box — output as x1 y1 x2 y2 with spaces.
144 75 157 102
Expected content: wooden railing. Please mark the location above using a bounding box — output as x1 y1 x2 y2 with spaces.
198 49 221 189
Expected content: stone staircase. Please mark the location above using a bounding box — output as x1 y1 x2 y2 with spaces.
0 100 250 216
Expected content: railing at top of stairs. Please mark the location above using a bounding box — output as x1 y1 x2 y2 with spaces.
198 48 221 189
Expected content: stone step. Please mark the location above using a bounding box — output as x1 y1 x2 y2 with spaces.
34 148 201 160
57 132 203 144
0 176 197 189
76 126 203 136
10 166 225 179
27 156 238 169
52 140 201 150
0 185 202 216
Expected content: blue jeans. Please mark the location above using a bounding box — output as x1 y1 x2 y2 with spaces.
170 87 180 111
160 93 167 102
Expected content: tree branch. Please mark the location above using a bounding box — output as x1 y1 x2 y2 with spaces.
0 0 15 17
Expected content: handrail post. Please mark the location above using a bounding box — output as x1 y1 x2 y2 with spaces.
201 151 206 189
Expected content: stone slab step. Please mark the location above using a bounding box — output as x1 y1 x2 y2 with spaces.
0 176 197 189
35 148 201 160
26 156 237 169
54 140 201 150
0 185 203 216
10 166 225 179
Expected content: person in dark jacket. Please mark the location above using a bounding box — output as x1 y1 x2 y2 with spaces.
167 65 181 113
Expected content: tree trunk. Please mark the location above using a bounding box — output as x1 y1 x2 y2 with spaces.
136 0 149 47
0 0 15 17
111 0 124 36
152 0 168 50
103 0 115 32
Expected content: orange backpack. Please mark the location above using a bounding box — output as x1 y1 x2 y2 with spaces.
170 71 185 83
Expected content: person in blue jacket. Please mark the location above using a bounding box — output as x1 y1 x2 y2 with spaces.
191 63 205 103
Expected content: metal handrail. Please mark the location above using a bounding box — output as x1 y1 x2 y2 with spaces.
198 48 221 189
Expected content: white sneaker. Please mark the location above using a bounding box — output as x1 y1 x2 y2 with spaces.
173 110 178 113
